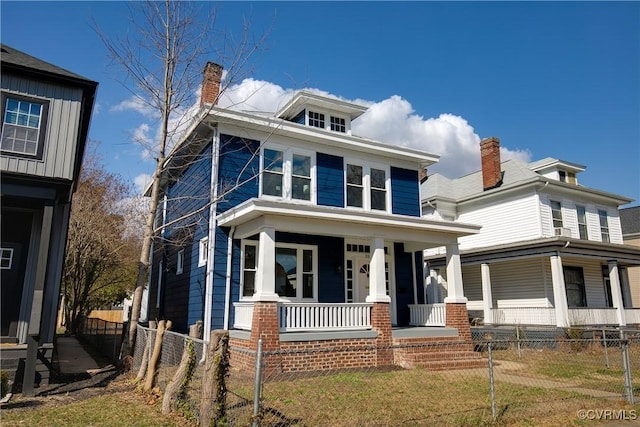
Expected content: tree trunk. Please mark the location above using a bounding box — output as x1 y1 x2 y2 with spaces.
135 329 152 382
162 339 196 414
143 319 171 392
200 330 230 427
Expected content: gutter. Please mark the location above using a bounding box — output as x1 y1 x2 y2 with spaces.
223 226 236 330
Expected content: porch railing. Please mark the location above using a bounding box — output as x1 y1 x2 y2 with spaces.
408 303 446 327
625 308 640 325
233 302 254 330
568 308 618 326
492 307 557 326
279 302 372 332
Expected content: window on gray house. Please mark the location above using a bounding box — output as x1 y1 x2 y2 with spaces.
598 209 610 243
551 200 563 228
576 205 588 240
1 94 49 159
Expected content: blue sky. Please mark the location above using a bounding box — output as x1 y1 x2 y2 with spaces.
2 1 639 207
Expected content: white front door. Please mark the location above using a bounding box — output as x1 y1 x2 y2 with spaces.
345 250 396 324
356 258 370 302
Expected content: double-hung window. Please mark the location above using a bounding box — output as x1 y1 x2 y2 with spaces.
261 147 314 202
550 200 563 228
576 205 588 240
1 93 49 159
240 241 317 300
345 163 389 212
598 209 610 243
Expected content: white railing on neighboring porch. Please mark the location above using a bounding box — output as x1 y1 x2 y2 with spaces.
408 304 446 327
233 302 254 330
279 302 372 332
568 308 619 326
492 307 557 326
625 309 640 325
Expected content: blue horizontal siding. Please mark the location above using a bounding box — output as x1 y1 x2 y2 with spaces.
317 152 344 208
390 166 420 217
217 134 260 213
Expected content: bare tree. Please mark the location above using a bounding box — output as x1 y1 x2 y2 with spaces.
94 0 267 355
62 148 139 333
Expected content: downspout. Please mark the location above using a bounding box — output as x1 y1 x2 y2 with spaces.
203 128 220 344
223 226 236 330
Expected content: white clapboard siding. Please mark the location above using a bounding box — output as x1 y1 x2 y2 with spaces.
1 75 83 181
461 264 483 301
489 258 551 303
457 193 541 250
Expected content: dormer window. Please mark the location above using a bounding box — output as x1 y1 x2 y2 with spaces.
308 111 325 129
330 116 346 133
559 171 566 182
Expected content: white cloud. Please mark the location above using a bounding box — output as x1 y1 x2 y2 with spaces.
111 95 157 119
133 173 153 194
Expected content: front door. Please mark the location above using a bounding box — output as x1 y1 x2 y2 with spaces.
345 250 396 324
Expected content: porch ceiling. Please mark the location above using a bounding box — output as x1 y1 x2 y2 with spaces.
217 198 480 250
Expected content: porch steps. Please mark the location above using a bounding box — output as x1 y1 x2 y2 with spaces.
393 337 486 370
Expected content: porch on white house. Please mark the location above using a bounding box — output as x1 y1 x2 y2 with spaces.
424 238 640 329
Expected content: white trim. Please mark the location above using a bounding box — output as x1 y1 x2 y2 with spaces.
176 249 184 275
260 144 316 204
156 261 163 309
344 158 391 213
198 237 208 267
0 247 14 269
204 130 220 343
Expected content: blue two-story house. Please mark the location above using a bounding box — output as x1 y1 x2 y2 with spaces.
147 63 483 372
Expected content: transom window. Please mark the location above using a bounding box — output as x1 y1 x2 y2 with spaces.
241 241 317 300
1 94 49 159
261 147 314 202
550 200 563 228
330 116 346 133
308 111 325 128
576 205 588 240
598 209 610 243
345 163 389 212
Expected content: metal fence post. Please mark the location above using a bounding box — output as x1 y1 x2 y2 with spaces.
620 330 635 404
488 341 496 420
602 327 610 369
252 339 264 427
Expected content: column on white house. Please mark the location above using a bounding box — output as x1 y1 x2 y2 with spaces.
366 236 391 303
550 255 570 328
481 263 494 325
608 261 627 327
443 242 467 304
620 267 632 309
253 226 279 302
427 268 438 303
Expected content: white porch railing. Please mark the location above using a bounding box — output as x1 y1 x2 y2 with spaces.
408 304 446 327
568 308 619 326
492 307 557 326
625 308 640 325
279 302 372 332
233 302 254 330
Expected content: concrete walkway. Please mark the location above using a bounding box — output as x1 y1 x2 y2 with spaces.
56 336 103 375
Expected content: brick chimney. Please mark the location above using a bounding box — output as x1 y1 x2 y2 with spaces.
200 62 223 107
480 136 503 190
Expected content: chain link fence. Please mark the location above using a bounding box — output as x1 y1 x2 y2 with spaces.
133 325 640 426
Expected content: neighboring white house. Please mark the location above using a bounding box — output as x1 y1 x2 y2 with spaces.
421 137 640 328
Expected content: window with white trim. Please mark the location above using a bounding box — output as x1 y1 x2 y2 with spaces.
261 147 314 202
576 205 588 240
176 249 184 275
198 237 208 267
550 200 563 228
308 111 325 128
598 209 610 243
345 163 389 212
0 248 13 269
330 116 346 133
1 93 49 159
240 241 318 300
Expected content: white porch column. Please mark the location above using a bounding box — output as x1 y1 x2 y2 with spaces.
253 226 279 302
427 268 438 304
366 237 391 303
481 263 494 325
550 255 570 328
443 243 467 304
608 261 627 326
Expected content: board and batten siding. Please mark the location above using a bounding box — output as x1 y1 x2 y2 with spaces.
1 75 83 181
457 193 541 250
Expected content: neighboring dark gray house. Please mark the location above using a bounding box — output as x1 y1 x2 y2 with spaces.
620 206 640 307
0 44 97 387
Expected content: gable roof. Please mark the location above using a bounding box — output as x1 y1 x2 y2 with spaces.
422 157 632 206
620 206 640 235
